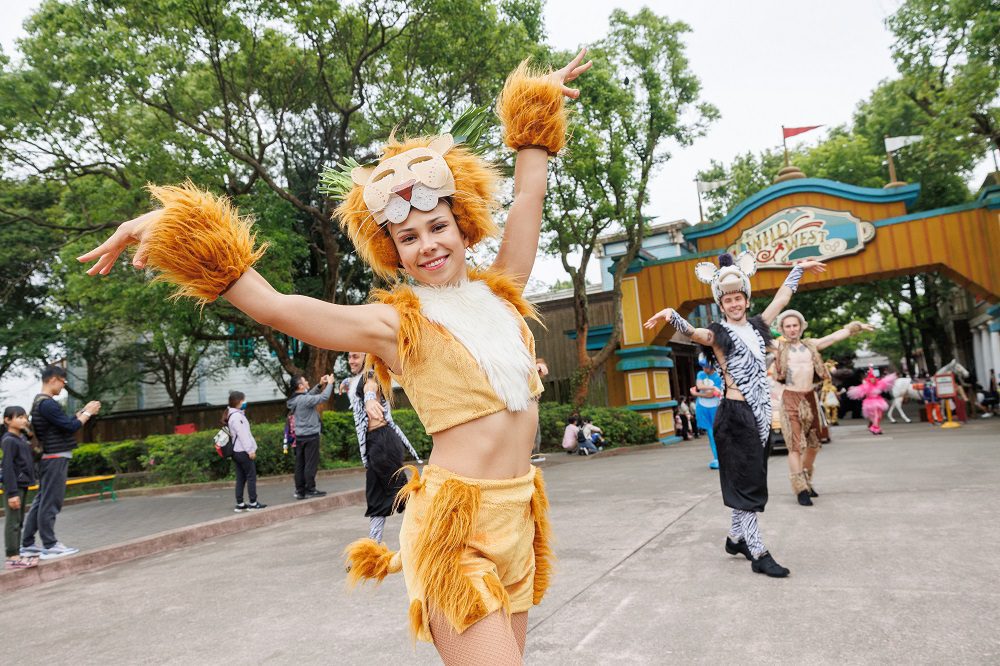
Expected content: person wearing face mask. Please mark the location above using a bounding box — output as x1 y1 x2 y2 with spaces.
771 311 874 506
227 391 267 513
20 365 101 560
645 253 826 578
79 51 590 663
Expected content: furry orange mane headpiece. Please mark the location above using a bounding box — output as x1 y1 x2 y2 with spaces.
336 135 501 279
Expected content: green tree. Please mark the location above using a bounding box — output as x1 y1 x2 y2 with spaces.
543 8 718 407
0 178 62 384
886 0 1000 160
2 0 544 390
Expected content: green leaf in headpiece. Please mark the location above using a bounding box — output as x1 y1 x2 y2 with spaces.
447 104 494 155
318 156 367 202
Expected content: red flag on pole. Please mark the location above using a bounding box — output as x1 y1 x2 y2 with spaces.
782 125 822 139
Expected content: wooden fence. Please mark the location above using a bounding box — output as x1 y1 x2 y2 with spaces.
86 394 352 443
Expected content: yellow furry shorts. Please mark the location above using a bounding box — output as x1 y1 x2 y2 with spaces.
344 464 552 643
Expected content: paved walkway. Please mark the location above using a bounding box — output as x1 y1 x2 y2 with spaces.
43 471 368 552
3 417 998 664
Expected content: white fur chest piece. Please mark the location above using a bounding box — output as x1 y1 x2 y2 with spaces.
413 280 535 411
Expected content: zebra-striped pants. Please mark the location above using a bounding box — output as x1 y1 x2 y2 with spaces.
369 516 386 543
729 509 766 558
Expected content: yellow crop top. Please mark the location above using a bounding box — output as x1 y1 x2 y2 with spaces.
369 269 544 434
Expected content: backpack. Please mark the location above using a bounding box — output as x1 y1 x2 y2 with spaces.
214 412 236 458
577 426 586 444
28 394 51 460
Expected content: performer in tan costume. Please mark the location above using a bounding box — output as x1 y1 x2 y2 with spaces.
81 51 592 665
773 311 873 506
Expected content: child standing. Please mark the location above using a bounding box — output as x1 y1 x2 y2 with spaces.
2 406 38 569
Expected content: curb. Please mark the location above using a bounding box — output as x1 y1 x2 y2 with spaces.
0 442 666 593
63 465 371 505
0 488 365 594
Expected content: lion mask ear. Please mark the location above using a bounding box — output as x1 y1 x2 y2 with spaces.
351 166 375 186
734 251 757 277
694 262 717 284
428 133 454 156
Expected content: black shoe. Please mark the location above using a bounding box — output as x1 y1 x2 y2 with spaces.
725 537 752 561
246 502 268 510
306 489 327 497
797 490 813 506
293 493 306 500
751 552 790 578
809 487 819 498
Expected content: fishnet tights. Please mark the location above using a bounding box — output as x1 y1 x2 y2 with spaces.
429 610 529 665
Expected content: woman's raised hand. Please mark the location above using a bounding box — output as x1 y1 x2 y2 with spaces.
551 48 593 99
77 209 160 276
644 307 677 330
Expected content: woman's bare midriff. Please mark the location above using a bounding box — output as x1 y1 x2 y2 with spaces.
426 403 538 480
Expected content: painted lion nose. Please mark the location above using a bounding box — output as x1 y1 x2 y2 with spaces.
391 179 416 201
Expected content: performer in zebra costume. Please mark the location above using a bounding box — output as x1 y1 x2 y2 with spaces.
344 351 422 544
645 252 826 577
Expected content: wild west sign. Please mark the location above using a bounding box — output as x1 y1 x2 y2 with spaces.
725 206 876 268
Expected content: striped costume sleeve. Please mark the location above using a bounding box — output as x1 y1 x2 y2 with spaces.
347 375 369 468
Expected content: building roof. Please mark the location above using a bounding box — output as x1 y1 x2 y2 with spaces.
596 218 689 253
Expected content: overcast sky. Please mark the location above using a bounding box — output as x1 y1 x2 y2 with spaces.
1 0 995 402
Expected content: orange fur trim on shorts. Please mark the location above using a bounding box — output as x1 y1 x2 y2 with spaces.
483 571 511 617
497 59 568 155
408 599 424 644
393 464 423 512
335 137 501 279
343 538 402 586
412 478 490 633
146 182 267 304
530 468 553 605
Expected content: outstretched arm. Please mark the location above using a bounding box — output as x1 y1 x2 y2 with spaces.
815 321 875 351
644 307 715 347
760 260 827 324
79 207 401 366
491 49 592 285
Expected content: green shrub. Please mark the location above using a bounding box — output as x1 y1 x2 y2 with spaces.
69 443 113 476
248 422 295 476
145 432 229 485
537 403 657 450
102 440 147 473
390 409 431 459
321 411 359 463
76 403 655 487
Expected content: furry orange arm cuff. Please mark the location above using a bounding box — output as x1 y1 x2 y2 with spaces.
145 182 268 304
497 59 569 155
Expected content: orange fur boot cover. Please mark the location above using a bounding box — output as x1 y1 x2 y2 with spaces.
146 182 267 303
